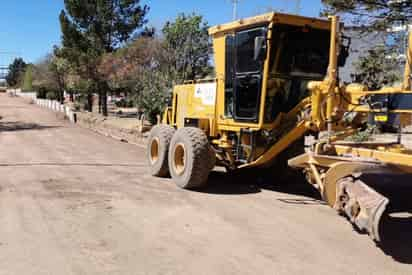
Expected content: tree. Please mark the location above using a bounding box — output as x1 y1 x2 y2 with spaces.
162 13 212 83
22 64 33 92
32 50 71 102
59 0 149 115
137 69 172 124
99 36 173 122
351 45 400 90
6 58 26 87
322 0 412 31
99 13 212 122
99 37 159 90
51 47 71 103
322 1 407 88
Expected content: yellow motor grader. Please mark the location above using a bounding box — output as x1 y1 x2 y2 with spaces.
147 12 412 241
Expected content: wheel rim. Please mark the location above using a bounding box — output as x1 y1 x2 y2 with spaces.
149 137 160 165
173 143 186 176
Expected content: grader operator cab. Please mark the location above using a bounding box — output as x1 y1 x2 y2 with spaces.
147 12 412 242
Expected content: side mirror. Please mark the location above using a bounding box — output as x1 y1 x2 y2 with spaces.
254 36 267 61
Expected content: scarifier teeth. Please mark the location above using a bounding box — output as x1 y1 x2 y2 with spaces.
336 177 389 242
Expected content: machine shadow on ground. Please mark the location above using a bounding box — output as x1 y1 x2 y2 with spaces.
202 168 322 200
363 173 412 264
201 169 412 264
0 121 60 132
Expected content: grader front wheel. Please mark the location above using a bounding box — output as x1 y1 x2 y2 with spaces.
168 127 212 189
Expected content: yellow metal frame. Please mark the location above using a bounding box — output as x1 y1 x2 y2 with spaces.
164 11 412 175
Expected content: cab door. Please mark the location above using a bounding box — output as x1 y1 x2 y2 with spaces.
225 27 267 123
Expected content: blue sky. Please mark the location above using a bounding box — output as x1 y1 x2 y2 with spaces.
0 0 322 66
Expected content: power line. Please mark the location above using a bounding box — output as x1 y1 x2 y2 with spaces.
0 51 20 56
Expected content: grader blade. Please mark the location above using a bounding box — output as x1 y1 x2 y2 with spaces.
335 177 389 242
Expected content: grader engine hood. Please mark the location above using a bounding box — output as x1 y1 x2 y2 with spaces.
169 81 218 136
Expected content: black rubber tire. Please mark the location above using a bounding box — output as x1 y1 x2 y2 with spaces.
168 127 211 189
147 125 175 177
208 146 217 171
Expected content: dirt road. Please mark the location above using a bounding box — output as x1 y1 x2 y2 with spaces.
1 94 412 275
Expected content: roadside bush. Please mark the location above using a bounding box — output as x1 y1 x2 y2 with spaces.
36 86 59 100
36 86 48 99
22 65 33 92
136 70 171 124
73 101 82 111
46 91 58 100
115 98 134 108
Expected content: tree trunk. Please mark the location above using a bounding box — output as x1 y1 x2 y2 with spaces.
102 90 108 117
98 81 109 117
98 92 102 114
87 93 93 112
59 89 64 104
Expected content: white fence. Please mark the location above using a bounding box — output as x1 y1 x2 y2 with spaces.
7 89 76 123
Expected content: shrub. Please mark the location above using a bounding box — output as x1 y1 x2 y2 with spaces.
115 98 134 108
46 91 58 100
22 65 33 92
136 70 171 124
36 86 48 99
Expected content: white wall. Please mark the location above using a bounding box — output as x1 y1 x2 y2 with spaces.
7 89 76 123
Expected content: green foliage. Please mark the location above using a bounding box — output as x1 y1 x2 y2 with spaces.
31 50 72 103
46 91 59 100
59 9 211 121
99 37 161 91
59 0 149 115
347 125 377 142
6 58 26 87
62 0 149 52
36 86 48 99
136 70 172 124
35 86 59 100
162 13 212 83
322 0 412 31
115 98 134 108
351 45 400 90
50 47 72 102
22 65 33 92
98 13 212 120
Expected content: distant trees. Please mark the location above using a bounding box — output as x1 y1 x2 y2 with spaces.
98 13 212 122
26 5 212 122
32 48 71 102
162 13 212 82
322 0 408 89
351 45 400 90
322 0 412 32
22 65 33 92
50 47 71 103
6 58 26 87
58 0 149 115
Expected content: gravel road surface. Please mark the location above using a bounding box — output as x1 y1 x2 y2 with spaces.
1 94 412 275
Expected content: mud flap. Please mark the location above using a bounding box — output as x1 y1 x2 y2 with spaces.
336 177 389 242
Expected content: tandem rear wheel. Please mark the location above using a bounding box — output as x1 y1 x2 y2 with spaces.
148 126 215 189
147 125 175 177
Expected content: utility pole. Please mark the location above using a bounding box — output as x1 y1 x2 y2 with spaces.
231 0 240 20
294 0 301 15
